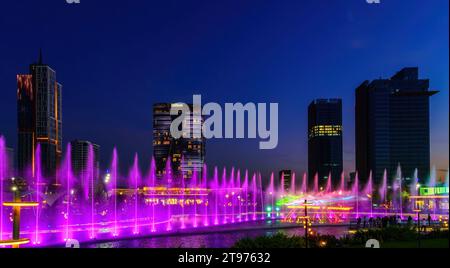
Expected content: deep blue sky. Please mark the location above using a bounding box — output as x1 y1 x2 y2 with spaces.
0 0 448 180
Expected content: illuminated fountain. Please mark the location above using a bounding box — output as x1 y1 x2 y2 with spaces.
301 172 307 193
0 134 447 247
34 144 42 245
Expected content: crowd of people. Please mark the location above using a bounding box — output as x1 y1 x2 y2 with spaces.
355 214 433 230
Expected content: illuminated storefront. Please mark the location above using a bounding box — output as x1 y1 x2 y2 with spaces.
410 186 449 214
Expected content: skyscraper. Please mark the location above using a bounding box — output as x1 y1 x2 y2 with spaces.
71 140 100 181
355 67 438 186
308 99 343 188
153 103 205 184
17 51 62 186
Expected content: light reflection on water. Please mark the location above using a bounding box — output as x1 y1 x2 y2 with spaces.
86 226 350 248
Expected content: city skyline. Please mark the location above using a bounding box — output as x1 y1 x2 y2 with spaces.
0 0 448 181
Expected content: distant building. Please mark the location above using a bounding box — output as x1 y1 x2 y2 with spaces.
17 50 62 186
308 99 343 188
355 67 438 186
71 140 100 181
153 103 205 185
279 170 292 193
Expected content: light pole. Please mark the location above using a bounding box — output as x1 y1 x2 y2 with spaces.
303 199 313 248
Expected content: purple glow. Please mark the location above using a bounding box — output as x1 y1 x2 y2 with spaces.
0 134 447 248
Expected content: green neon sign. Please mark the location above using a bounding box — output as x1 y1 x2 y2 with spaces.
419 186 449 196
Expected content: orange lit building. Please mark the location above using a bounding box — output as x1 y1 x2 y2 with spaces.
17 50 62 187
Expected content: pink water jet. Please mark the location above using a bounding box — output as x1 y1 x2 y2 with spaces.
258 173 265 220
87 144 96 239
313 173 319 193
301 172 307 193
236 170 242 222
291 172 296 194
130 153 140 234
221 167 227 224
213 167 219 225
34 144 42 244
269 172 275 219
340 171 345 192
325 172 332 193
165 158 172 231
379 169 388 215
229 167 235 223
62 143 73 241
364 171 373 217
150 157 157 232
192 169 198 228
252 173 257 221
111 148 119 237
243 170 249 221
180 158 186 230
202 164 209 227
352 172 359 219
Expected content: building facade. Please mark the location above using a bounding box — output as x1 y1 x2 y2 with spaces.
17 51 62 186
71 140 100 180
153 103 205 185
308 99 343 188
355 67 437 186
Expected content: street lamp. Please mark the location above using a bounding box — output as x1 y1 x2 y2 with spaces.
303 199 313 248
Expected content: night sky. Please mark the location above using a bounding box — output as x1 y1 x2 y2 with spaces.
0 0 448 180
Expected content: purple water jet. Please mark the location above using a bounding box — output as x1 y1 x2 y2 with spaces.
165 158 172 231
111 148 119 236
379 169 388 215
258 173 265 220
229 167 235 223
62 143 73 241
290 172 296 194
269 172 275 219
301 172 307 193
213 167 219 225
352 172 359 219
192 169 198 228
87 144 96 239
325 172 332 193
202 164 209 226
340 171 345 192
221 167 227 224
243 170 249 221
252 173 257 221
313 173 319 193
130 153 140 234
236 170 242 222
150 157 157 232
180 159 186 230
364 171 373 217
34 143 42 244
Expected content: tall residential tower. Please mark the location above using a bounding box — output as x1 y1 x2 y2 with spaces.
17 51 62 186
308 99 343 189
153 103 205 185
